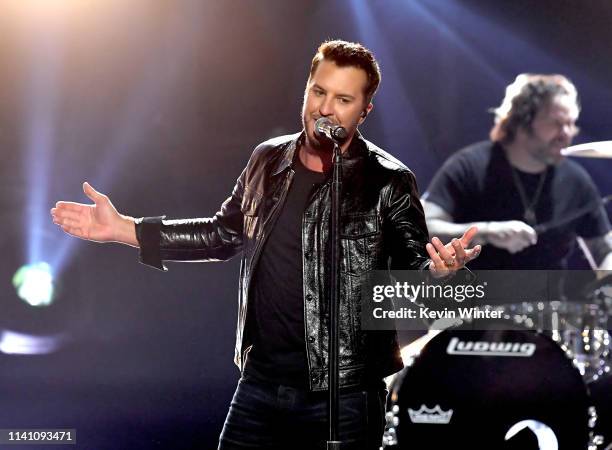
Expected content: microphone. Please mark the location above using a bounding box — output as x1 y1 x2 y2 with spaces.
315 117 348 143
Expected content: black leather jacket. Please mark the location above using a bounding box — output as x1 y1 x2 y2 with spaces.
135 131 430 391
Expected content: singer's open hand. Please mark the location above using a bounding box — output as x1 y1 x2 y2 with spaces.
50 182 137 246
426 226 481 277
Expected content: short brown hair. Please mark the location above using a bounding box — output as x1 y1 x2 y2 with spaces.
309 40 381 104
489 73 580 144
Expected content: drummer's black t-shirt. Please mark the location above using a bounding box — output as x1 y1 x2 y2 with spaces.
423 141 610 270
244 153 326 387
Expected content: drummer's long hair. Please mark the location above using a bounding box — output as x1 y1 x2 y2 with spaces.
489 74 580 145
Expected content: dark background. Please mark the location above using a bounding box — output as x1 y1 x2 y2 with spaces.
0 1 611 448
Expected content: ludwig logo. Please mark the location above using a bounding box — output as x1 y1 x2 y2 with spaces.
446 337 536 357
408 405 453 424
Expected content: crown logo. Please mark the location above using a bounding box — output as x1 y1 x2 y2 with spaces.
408 404 453 424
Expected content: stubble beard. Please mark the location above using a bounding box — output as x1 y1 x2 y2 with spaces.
527 129 566 167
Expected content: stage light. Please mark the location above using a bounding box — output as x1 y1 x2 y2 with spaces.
12 262 55 307
0 329 65 355
1 208 91 355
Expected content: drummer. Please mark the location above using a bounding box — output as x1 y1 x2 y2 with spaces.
422 74 612 271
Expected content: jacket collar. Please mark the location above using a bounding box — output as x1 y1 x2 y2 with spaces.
271 132 302 176
271 130 368 177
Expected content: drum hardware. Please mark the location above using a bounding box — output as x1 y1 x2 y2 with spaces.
555 304 611 381
382 405 400 447
588 374 612 450
500 300 611 383
587 275 612 316
588 406 605 450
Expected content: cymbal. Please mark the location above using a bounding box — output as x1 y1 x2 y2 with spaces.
561 141 612 158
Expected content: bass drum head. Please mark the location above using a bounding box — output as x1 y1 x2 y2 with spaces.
390 320 589 449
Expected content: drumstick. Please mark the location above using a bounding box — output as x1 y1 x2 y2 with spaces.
534 195 612 235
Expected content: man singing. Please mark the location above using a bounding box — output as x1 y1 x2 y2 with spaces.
51 40 480 449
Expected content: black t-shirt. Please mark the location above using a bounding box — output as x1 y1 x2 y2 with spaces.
244 152 326 387
424 141 610 269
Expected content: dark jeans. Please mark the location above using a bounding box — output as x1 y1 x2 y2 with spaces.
218 375 387 450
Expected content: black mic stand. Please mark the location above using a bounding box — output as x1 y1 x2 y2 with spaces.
327 140 342 450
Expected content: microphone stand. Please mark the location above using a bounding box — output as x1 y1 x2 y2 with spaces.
327 140 342 450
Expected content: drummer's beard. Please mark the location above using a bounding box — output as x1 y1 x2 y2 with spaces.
527 132 570 167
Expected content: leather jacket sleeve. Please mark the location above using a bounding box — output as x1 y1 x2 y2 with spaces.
384 169 431 270
135 168 246 270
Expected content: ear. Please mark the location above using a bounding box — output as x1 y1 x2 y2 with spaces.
358 103 374 125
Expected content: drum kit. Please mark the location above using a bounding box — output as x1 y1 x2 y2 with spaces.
382 142 612 450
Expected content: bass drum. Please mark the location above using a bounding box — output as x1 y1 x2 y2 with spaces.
385 320 591 450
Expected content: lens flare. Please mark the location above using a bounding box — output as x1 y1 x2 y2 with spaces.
12 262 55 307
